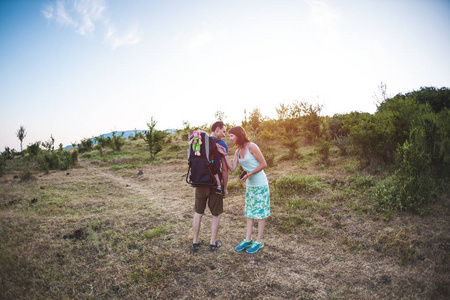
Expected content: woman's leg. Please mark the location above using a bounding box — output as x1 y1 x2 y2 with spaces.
245 218 254 241
256 218 266 243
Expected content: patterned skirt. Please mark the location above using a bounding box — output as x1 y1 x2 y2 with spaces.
244 185 270 219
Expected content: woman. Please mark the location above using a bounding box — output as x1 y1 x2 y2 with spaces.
216 126 270 253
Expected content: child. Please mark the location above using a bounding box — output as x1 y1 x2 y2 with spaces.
189 130 222 195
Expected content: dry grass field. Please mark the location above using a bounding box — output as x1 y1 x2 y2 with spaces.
1 136 449 299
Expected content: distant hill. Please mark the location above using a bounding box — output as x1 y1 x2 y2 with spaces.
64 129 177 149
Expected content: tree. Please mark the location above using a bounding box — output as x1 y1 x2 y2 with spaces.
42 134 55 152
143 117 167 160
16 126 27 152
214 110 227 122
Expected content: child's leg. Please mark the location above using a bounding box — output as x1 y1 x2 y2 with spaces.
214 174 221 187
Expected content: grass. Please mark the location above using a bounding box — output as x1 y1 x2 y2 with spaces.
0 134 449 299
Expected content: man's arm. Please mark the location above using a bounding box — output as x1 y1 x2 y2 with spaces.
221 156 229 198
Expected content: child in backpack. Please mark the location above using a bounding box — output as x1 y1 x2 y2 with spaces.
189 130 222 194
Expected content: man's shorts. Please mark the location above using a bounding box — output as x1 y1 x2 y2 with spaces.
194 186 223 216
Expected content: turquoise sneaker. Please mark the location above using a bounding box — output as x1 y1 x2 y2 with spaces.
235 239 253 251
246 241 264 253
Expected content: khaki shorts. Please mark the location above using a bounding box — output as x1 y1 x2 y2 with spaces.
194 186 223 216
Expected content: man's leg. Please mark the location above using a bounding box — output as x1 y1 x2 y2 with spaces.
193 212 203 244
210 215 220 245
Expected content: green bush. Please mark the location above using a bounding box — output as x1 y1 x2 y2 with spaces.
109 131 125 151
20 169 32 181
372 130 436 215
332 136 350 156
0 157 5 176
316 139 330 162
78 138 93 153
38 150 78 173
27 142 41 157
94 135 109 154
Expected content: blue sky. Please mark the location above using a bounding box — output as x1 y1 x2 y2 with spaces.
1 0 449 150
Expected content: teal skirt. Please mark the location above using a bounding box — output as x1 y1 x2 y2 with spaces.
244 185 270 219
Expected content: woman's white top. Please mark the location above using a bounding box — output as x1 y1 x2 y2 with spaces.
238 143 268 187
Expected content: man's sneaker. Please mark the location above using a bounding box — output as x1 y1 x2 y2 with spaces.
246 241 264 253
215 186 223 195
235 239 253 251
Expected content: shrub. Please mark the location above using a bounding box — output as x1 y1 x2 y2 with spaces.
316 139 330 162
94 135 109 154
27 142 41 157
20 169 32 181
0 156 5 176
38 150 78 173
2 147 13 160
144 117 167 160
109 131 125 151
78 138 93 153
372 130 436 214
332 136 351 156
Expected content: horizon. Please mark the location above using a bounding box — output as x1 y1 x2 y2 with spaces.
1 0 449 151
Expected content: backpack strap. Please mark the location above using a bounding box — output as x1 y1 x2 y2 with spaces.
204 133 210 162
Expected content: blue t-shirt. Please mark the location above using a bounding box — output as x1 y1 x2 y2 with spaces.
211 136 228 175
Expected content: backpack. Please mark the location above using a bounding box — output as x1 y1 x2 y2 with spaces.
185 132 218 187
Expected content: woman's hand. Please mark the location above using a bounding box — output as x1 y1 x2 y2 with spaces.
216 144 227 155
239 173 249 183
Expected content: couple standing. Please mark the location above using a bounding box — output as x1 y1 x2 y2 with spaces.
192 121 270 254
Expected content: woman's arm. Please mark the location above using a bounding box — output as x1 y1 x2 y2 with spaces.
217 145 239 172
247 143 267 177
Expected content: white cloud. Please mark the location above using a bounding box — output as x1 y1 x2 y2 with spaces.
41 5 54 19
110 26 141 49
42 0 139 49
305 0 342 39
55 0 78 28
185 29 212 53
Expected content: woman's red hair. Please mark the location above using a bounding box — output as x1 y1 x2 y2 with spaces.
228 126 250 148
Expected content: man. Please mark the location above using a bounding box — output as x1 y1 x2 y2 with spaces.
192 121 228 252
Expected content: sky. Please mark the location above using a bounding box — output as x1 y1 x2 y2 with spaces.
1 0 449 150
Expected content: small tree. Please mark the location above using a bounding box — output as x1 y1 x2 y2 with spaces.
143 117 167 160
109 131 125 151
42 134 55 152
16 126 27 152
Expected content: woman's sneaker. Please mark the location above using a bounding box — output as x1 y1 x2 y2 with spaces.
235 239 253 251
246 241 264 253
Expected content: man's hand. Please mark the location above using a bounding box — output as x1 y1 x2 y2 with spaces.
223 188 228 198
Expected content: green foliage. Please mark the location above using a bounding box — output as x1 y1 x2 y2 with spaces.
109 131 125 151
38 149 78 173
2 147 14 160
274 173 323 198
331 136 351 156
0 156 5 176
78 138 93 153
19 169 32 181
16 125 27 152
143 117 167 160
27 142 41 157
276 214 313 233
94 135 109 154
371 134 436 215
41 135 55 152
405 86 450 113
348 174 374 189
316 139 330 162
